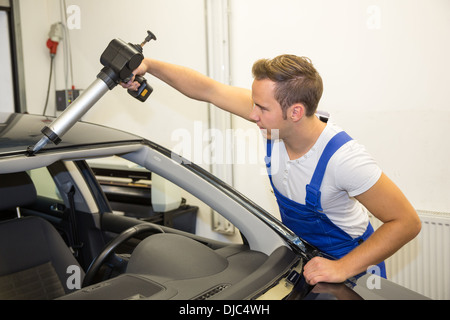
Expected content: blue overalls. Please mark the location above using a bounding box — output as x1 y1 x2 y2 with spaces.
266 131 386 278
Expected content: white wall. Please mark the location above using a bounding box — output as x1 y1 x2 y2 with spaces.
0 10 15 112
17 0 450 239
229 0 450 216
19 0 210 148
18 0 232 240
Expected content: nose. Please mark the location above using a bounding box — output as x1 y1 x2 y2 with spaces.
249 104 259 122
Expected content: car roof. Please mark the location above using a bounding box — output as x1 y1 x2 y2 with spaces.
0 112 144 157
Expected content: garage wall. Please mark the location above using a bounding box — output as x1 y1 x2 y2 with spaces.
18 0 230 240
19 0 210 148
17 0 450 298
227 1 450 298
16 0 450 239
228 0 450 217
0 10 15 113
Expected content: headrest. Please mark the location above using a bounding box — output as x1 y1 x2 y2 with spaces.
0 172 37 211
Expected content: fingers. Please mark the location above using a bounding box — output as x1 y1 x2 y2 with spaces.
120 74 140 91
303 257 345 285
304 264 329 285
303 257 318 284
120 80 139 91
121 62 147 90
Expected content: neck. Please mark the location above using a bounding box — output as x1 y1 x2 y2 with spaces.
283 116 326 160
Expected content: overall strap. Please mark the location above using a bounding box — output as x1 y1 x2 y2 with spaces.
265 139 273 176
305 131 353 211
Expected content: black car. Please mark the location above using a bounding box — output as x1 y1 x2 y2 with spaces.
0 112 428 300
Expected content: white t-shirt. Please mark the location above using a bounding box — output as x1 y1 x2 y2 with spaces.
270 121 382 238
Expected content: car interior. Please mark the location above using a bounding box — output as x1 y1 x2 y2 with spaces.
0 171 83 299
0 154 304 300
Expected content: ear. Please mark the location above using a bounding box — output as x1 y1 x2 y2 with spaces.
289 104 305 122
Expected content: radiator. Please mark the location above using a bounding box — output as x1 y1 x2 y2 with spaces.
370 210 450 300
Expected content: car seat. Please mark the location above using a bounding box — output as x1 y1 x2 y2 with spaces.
0 172 84 299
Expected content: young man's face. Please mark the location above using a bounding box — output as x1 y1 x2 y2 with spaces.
250 79 287 140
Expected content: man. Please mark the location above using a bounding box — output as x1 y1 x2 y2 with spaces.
122 54 421 285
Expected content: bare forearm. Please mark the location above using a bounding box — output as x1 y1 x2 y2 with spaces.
337 217 420 279
342 173 422 277
304 217 420 284
303 173 421 284
142 58 254 120
143 58 216 102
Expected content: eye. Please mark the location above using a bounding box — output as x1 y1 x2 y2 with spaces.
253 103 267 112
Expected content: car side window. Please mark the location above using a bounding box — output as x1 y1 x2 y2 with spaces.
86 156 242 244
28 167 63 201
86 156 198 234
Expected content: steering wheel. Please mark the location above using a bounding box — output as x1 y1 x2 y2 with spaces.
82 223 164 287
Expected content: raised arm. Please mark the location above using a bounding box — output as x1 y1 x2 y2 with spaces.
124 58 255 121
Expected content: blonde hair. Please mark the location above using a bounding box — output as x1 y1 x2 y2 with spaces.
252 55 323 118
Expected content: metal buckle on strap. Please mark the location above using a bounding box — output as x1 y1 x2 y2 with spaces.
264 156 271 168
305 184 323 212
